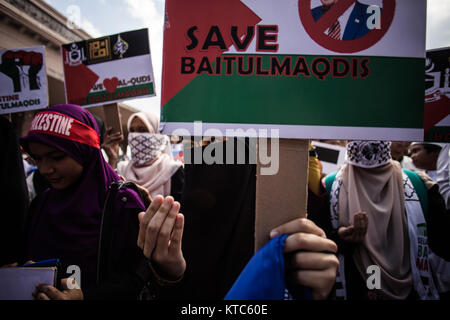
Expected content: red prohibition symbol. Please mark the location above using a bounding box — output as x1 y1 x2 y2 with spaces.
298 0 396 53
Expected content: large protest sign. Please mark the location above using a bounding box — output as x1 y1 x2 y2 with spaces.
161 0 426 141
61 29 155 107
0 46 48 115
424 47 450 142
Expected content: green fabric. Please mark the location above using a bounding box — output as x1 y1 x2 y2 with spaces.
324 172 337 200
162 55 424 129
403 169 428 219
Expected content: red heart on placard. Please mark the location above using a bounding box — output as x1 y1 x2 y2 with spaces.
103 77 119 93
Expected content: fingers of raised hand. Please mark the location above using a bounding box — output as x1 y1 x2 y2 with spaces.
286 251 339 300
33 284 64 300
270 218 326 240
61 278 69 290
137 195 164 249
139 196 176 259
1 262 18 268
287 267 338 300
103 128 123 145
61 278 80 290
108 134 123 143
169 213 185 254
34 292 50 300
284 232 337 254
104 127 113 137
353 212 368 229
338 225 354 240
353 212 368 240
153 201 180 257
150 210 186 280
287 251 339 271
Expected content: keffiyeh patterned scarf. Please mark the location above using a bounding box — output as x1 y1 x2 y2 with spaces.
129 133 169 167
119 132 182 199
346 141 392 168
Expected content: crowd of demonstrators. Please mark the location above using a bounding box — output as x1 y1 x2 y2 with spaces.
4 104 450 301
1 105 340 301
148 138 339 300
368 141 449 208
2 105 449 301
406 142 450 209
409 142 450 208
409 142 442 181
6 106 450 301
309 141 450 300
390 141 419 171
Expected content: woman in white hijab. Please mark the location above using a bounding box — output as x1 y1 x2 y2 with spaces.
115 111 183 201
321 141 450 300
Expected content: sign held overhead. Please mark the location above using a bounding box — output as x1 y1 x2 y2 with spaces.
62 28 156 108
0 46 48 115
161 0 426 141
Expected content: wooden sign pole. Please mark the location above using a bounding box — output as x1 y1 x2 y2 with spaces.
102 103 123 136
254 138 309 251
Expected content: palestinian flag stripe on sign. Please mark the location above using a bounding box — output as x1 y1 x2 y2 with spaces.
161 0 426 140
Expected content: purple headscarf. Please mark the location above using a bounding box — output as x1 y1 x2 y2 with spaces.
20 104 120 288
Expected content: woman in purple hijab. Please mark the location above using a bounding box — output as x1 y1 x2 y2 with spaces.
19 104 185 300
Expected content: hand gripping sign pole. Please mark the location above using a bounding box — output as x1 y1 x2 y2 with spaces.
255 138 309 251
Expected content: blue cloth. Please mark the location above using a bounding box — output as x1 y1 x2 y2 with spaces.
225 234 288 300
225 234 312 300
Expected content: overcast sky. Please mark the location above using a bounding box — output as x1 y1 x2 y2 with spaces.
44 0 450 115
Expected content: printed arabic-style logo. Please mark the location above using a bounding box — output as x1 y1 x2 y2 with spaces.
113 35 129 59
87 37 111 62
65 43 86 67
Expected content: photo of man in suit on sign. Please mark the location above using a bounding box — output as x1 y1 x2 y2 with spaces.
311 0 381 41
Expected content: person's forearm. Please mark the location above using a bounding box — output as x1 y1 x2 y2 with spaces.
108 157 118 169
